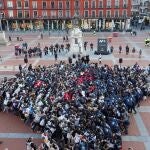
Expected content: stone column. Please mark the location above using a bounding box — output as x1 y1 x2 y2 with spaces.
98 19 101 30
111 19 114 31
0 19 2 31
96 19 98 31
23 20 25 31
62 20 65 30
48 20 50 31
120 20 123 30
6 20 9 31
30 20 33 30
82 19 84 29
103 19 105 30
124 19 126 30
16 20 19 31
51 21 54 30
88 19 91 29
56 20 58 30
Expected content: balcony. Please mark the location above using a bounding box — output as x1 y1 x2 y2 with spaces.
106 15 111 18
114 5 119 8
140 5 148 9
42 6 47 9
114 15 119 18
99 6 103 8
7 6 14 9
123 4 127 8
122 15 127 18
107 6 111 8
132 2 140 6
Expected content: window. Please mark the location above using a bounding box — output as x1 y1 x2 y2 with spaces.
106 10 111 17
84 10 88 17
99 11 103 17
114 10 119 17
107 0 111 8
75 0 79 8
92 1 96 8
8 10 13 17
66 1 70 9
66 10 70 17
84 1 88 9
24 0 29 8
17 10 22 18
123 0 128 5
0 0 3 8
17 1 22 8
51 1 55 8
42 10 47 17
123 10 127 17
123 0 127 8
33 11 38 17
42 1 46 9
115 0 119 8
59 1 63 9
32 1 37 9
92 11 95 17
58 10 63 17
7 1 13 8
24 10 30 18
99 1 103 8
75 10 79 15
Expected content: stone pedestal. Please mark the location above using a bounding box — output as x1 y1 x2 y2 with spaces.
0 31 9 46
69 27 84 55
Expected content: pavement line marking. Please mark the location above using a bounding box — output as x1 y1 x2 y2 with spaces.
138 106 150 112
32 59 40 66
144 142 150 150
122 136 150 142
134 113 149 136
0 133 41 139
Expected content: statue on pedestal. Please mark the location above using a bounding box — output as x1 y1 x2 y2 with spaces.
69 13 84 55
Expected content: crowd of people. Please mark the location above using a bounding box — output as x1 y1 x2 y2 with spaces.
0 58 150 150
15 42 71 60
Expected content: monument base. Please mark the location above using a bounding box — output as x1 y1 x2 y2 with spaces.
0 32 10 46
69 27 84 56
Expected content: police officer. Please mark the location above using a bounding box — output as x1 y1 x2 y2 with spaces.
126 45 129 55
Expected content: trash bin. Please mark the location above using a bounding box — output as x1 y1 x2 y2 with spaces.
113 32 118 37
107 37 112 43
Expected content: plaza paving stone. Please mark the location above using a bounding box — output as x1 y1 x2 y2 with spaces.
140 112 150 136
0 31 149 149
127 114 140 136
0 138 42 150
122 141 145 150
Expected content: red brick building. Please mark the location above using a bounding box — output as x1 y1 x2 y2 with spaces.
0 0 131 31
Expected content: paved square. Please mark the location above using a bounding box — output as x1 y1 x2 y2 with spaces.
0 31 150 149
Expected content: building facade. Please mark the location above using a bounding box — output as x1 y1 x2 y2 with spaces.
0 0 131 31
131 0 150 17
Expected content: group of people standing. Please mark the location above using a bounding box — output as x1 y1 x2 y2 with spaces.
0 59 149 150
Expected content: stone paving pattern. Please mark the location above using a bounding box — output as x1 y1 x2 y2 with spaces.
0 31 150 149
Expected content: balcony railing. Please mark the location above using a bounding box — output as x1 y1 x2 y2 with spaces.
107 6 111 8
115 5 119 8
123 4 127 8
99 5 103 8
